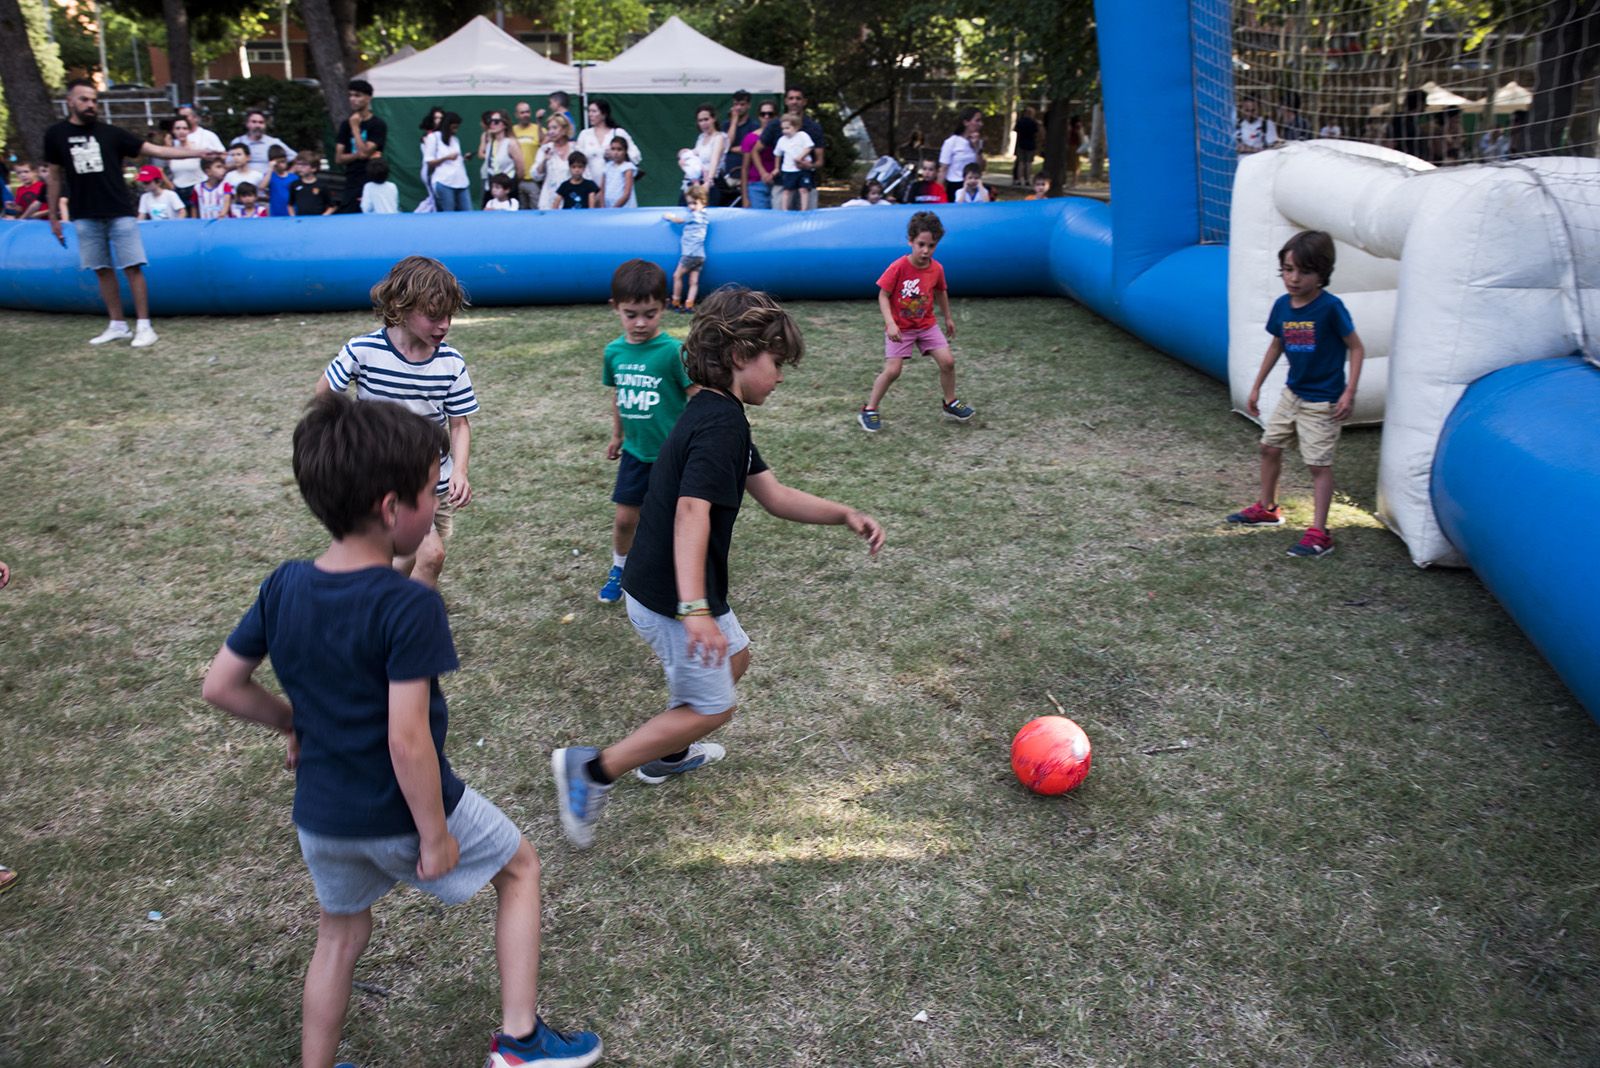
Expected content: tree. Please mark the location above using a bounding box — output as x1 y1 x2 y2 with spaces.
160 0 195 102
298 0 349 125
0 0 63 161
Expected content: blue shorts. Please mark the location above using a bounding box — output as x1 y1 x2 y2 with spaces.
625 593 750 716
296 787 522 915
612 451 653 507
780 170 815 191
74 216 147 272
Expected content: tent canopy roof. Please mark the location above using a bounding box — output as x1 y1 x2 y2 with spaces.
584 16 783 94
366 16 578 97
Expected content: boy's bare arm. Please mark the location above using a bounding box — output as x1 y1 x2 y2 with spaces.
1335 330 1366 422
746 470 884 554
607 392 624 460
389 677 458 880
936 289 955 339
202 645 299 769
673 496 725 666
447 415 472 506
879 288 901 340
1246 337 1285 418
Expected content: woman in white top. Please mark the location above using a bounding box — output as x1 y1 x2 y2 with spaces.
574 98 641 185
687 104 728 206
531 115 576 210
166 117 205 211
477 109 522 208
424 112 472 211
415 106 444 212
937 107 986 201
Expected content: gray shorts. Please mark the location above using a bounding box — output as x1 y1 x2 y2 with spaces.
678 255 705 273
74 216 148 271
625 592 750 715
296 787 522 915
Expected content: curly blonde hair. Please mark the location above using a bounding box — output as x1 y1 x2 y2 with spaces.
369 256 469 326
682 286 803 390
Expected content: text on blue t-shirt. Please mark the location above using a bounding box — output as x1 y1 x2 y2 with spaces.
1267 290 1355 403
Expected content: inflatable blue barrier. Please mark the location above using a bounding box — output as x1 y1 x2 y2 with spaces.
0 202 1080 316
1433 356 1600 721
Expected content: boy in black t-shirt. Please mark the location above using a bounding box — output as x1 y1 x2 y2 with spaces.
203 394 601 1068
288 150 336 217
552 287 885 850
555 152 600 209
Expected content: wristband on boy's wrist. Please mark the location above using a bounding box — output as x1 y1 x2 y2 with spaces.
676 598 710 619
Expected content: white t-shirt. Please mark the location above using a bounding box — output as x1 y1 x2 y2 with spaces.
360 181 399 214
774 131 815 173
693 130 727 178
938 133 980 179
953 184 991 203
601 159 638 208
170 127 224 189
423 132 469 189
1237 116 1278 150
223 167 264 193
139 189 186 220
575 126 640 183
483 197 519 211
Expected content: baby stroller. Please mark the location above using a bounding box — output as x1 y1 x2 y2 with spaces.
864 155 912 201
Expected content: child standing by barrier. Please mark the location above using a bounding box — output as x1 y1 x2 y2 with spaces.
556 152 600 209
359 157 399 214
135 165 186 219
858 211 975 431
265 144 295 216
194 157 230 220
317 257 478 589
553 286 884 849
597 259 695 603
228 182 268 218
952 162 991 203
202 393 601 1068
664 184 710 313
1226 230 1365 558
288 151 336 217
599 136 638 208
484 173 520 210
772 113 816 212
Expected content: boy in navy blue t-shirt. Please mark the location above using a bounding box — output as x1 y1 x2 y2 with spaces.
202 394 600 1068
1227 230 1366 558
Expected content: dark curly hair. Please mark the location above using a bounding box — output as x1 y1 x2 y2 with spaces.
682 286 804 390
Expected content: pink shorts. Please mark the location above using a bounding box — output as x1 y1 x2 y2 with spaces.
885 323 949 359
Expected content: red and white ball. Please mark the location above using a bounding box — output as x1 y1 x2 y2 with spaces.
1011 715 1092 795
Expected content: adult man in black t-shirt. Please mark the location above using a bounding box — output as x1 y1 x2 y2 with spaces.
1012 105 1040 186
759 86 826 210
334 79 388 213
45 79 218 348
721 90 760 203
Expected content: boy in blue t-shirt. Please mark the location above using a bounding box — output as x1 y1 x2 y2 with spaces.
202 394 601 1068
1227 230 1366 558
598 259 695 603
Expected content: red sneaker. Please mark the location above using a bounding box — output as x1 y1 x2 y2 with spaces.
1287 527 1334 558
1225 501 1283 526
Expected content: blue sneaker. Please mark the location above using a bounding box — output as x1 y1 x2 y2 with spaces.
485 1017 603 1067
941 398 976 421
858 406 881 432
551 746 612 849
635 741 726 785
597 565 623 604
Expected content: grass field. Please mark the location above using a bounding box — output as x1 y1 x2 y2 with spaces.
3 296 1599 1067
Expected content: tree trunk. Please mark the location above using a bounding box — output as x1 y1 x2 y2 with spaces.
1041 101 1069 194
161 0 194 103
0 0 55 159
1088 101 1106 183
332 0 361 79
298 0 349 126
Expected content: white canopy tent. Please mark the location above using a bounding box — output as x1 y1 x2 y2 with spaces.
582 16 783 94
363 17 578 209
363 16 578 96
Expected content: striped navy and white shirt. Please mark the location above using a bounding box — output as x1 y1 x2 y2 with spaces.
325 328 479 495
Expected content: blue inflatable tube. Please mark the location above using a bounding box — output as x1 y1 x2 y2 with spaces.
1433 356 1600 721
0 202 1076 316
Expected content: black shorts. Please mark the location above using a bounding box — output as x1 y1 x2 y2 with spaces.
612 451 653 506
780 170 816 191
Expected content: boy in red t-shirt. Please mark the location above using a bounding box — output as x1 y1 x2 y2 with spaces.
858 211 974 431
8 161 47 219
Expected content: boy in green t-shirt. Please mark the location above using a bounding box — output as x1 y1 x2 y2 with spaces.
599 259 696 603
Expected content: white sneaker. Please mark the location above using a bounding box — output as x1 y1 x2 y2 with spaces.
130 325 159 348
89 323 132 345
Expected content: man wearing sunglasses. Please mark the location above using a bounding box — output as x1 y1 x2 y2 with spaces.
334 79 388 213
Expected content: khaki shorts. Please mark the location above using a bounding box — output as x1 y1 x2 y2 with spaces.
433 493 456 540
1261 387 1340 467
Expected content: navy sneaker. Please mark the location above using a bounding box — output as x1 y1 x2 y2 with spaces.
941 398 975 421
484 1017 603 1067
858 406 881 433
551 746 612 849
1287 527 1334 558
635 741 726 785
597 565 623 604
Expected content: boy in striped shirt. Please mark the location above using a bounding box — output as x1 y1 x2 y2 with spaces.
317 256 478 588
